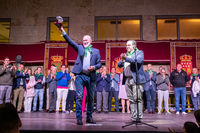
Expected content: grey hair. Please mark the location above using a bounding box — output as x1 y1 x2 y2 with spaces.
127 40 137 48
83 35 92 41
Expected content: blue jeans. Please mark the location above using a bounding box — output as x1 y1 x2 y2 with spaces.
108 89 119 112
33 89 44 111
145 86 156 112
191 91 200 111
174 87 186 112
75 74 95 120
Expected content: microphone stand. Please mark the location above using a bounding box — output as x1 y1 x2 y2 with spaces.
122 49 157 129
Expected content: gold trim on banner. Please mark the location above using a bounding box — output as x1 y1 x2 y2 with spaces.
44 43 68 76
106 42 126 73
170 42 200 73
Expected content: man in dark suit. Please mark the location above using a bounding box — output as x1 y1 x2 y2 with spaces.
56 18 102 125
118 40 146 121
144 64 157 114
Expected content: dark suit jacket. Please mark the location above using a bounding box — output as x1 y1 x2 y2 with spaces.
63 34 102 81
144 71 157 91
96 73 111 92
118 50 146 85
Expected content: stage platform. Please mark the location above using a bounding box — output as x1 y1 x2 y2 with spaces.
19 111 196 133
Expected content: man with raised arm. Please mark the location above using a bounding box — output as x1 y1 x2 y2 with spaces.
55 16 102 125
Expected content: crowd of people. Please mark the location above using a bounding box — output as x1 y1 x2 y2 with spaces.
0 56 200 116
0 16 200 127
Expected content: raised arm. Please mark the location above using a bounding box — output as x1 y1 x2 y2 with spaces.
61 27 78 52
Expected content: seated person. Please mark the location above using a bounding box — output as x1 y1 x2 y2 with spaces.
194 110 200 131
0 103 22 133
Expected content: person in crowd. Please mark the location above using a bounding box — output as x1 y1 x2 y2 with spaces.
46 65 57 113
24 68 36 112
0 57 16 104
96 66 111 113
194 109 200 127
57 17 102 125
118 40 146 121
157 65 163 75
13 64 28 113
0 103 22 133
56 65 71 113
169 121 199 133
144 64 157 114
66 72 76 113
183 121 199 133
189 68 200 111
45 69 51 112
170 64 189 115
108 67 120 112
118 72 130 113
33 67 45 112
156 67 171 115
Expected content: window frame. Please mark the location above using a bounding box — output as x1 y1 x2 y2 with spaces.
156 15 200 40
47 17 69 41
0 18 11 43
94 16 143 41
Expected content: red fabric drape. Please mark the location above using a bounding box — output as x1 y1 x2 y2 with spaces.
0 43 45 63
176 47 196 67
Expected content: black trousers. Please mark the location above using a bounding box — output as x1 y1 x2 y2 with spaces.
66 90 76 111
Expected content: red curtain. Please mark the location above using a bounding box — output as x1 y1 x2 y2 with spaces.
0 43 45 63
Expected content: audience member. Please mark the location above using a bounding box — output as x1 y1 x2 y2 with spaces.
96 66 111 113
46 65 57 113
189 68 200 111
108 67 120 112
45 69 51 112
24 68 36 112
170 64 189 115
118 73 130 113
56 65 71 113
0 103 22 133
66 72 76 113
183 121 199 133
144 64 157 113
0 57 16 104
33 67 45 112
156 67 171 115
194 109 200 127
13 64 28 113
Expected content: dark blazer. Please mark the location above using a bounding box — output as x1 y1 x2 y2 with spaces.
46 74 57 92
118 50 146 85
14 71 29 89
96 73 111 92
63 34 102 81
144 71 157 91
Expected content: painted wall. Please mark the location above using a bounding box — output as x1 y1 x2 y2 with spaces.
0 0 200 43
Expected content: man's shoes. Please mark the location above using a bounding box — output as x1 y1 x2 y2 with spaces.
152 111 155 114
96 111 101 113
86 118 96 124
104 111 109 113
157 111 161 115
182 112 187 115
77 119 83 125
17 110 23 113
176 111 180 115
165 111 171 115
